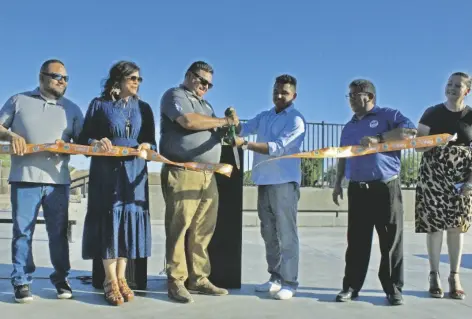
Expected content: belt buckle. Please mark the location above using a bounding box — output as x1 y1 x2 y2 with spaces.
359 182 369 189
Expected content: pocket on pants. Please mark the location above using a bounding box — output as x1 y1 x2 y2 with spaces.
387 179 404 225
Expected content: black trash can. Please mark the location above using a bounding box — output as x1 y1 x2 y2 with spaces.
207 145 244 289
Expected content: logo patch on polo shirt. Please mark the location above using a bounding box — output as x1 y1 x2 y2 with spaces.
369 120 379 128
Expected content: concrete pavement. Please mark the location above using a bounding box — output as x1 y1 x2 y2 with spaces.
0 222 471 319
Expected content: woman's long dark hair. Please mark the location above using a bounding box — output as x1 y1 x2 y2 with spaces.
101 61 140 101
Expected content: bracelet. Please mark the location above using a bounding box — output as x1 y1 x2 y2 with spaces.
463 182 472 190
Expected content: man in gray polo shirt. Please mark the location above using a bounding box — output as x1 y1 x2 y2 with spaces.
0 59 84 303
160 61 236 303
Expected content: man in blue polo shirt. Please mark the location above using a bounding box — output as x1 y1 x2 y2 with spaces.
332 79 416 306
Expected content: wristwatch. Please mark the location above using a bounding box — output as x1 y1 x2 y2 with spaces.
241 140 248 150
376 133 384 143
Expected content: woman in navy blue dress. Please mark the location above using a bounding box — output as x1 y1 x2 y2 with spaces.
79 61 156 306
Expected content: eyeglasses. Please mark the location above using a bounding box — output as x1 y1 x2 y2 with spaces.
126 76 143 83
192 71 213 89
345 92 369 99
41 72 69 82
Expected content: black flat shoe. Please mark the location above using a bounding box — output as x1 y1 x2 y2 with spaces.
387 293 403 306
335 288 359 302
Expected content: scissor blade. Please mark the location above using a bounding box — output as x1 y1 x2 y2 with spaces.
233 146 240 170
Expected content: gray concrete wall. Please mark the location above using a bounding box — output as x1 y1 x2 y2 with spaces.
148 185 416 227
1 169 417 228
0 167 10 194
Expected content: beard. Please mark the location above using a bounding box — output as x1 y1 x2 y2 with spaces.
45 85 66 99
274 99 290 108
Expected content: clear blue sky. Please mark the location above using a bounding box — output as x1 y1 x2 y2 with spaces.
1 0 471 171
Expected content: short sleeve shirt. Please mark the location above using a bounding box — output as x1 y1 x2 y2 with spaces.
159 85 222 163
419 103 472 146
0 88 84 184
340 105 416 182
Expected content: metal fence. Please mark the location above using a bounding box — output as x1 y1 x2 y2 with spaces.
240 120 422 188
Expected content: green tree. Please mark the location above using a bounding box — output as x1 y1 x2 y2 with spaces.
323 166 337 187
400 152 422 187
323 164 349 188
243 170 255 186
300 158 323 187
243 158 323 187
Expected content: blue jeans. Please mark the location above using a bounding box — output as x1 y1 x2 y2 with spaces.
257 182 300 289
10 182 71 287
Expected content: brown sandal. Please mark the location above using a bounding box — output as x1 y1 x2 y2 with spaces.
103 280 124 306
117 278 134 302
428 271 444 298
448 272 466 300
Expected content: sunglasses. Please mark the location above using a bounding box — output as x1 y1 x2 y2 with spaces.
126 76 143 83
192 71 213 89
42 72 69 82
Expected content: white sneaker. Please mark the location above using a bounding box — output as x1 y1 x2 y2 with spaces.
255 281 282 292
274 287 295 300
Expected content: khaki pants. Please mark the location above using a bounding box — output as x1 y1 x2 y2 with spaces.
161 165 218 284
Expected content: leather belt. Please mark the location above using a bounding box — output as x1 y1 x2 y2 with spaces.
351 175 398 189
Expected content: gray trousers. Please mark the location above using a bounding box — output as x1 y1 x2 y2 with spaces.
257 182 300 289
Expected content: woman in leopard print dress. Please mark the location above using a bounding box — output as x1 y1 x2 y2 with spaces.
415 72 472 300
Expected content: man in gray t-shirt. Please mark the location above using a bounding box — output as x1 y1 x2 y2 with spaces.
160 61 236 303
0 59 84 303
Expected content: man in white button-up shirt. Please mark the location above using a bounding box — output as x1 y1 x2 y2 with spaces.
230 74 306 300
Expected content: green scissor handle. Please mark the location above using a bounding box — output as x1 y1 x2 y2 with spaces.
228 125 236 143
224 107 241 170
224 107 237 145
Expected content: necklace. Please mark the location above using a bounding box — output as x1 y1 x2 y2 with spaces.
117 100 132 138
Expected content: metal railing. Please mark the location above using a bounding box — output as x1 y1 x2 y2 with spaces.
70 175 89 197
240 120 422 188
0 121 422 192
